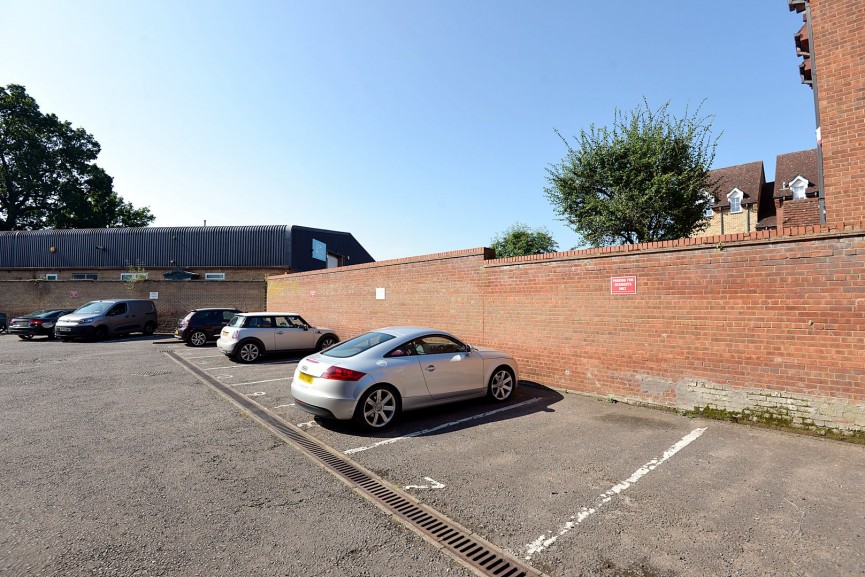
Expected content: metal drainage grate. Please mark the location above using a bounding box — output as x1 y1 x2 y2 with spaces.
169 351 544 577
130 370 173 377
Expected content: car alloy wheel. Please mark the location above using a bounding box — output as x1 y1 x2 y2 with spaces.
355 386 398 429
237 342 261 363
188 330 208 347
317 336 337 351
488 368 514 401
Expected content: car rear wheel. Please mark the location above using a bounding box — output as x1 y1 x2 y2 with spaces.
235 341 262 363
488 367 515 401
188 330 208 347
143 322 156 336
353 385 400 430
316 335 338 351
94 326 109 341
18 335 33 340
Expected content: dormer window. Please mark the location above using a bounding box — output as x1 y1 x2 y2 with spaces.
727 188 744 214
789 176 809 200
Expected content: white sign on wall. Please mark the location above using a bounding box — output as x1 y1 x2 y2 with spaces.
376 288 386 300
149 292 159 300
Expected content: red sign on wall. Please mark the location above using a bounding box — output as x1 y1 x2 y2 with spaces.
611 276 637 295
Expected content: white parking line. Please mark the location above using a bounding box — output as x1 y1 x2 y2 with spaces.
228 377 293 387
274 404 295 409
181 354 225 360
523 427 707 560
344 398 542 455
203 364 254 371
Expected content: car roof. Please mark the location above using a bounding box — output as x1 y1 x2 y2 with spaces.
374 326 455 339
193 307 240 312
238 311 300 316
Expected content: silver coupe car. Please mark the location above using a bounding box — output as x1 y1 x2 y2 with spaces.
291 326 518 430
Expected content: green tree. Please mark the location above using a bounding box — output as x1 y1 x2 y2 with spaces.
490 223 559 257
545 100 719 247
0 84 154 231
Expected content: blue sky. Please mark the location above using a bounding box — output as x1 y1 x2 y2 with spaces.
2 1 815 261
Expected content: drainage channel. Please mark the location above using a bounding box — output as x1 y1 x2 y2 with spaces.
169 351 545 577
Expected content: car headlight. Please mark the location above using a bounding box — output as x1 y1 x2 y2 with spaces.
79 317 95 325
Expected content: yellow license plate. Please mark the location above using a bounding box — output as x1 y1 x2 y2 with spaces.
298 372 314 384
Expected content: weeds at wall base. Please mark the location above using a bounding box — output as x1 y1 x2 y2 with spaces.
686 405 865 445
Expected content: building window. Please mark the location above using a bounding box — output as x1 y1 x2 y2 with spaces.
205 272 226 280
44 273 58 281
72 273 98 280
727 189 743 214
789 176 808 200
702 191 714 217
120 272 148 281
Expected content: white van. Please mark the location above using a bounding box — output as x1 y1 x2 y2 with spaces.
55 299 158 340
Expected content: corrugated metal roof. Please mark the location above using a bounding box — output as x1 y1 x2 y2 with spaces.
0 226 293 269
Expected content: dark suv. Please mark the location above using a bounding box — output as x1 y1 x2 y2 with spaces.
175 308 241 347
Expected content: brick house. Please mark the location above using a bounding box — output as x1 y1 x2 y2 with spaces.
699 148 820 236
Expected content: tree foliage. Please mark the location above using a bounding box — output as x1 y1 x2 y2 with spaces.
545 100 718 247
0 84 154 231
490 223 559 258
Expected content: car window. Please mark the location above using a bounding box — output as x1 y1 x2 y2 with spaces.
75 301 112 314
291 315 309 328
273 315 293 328
222 311 237 322
246 316 272 329
108 303 127 316
411 335 465 356
227 315 244 328
323 331 396 359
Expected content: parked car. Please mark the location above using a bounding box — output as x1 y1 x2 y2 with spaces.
175 307 241 347
0 312 6 333
217 312 338 363
291 326 518 430
55 299 158 340
9 309 75 340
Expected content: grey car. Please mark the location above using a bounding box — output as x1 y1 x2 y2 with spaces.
216 312 338 363
291 326 519 430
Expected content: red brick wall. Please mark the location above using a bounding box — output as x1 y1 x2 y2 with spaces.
811 0 865 226
268 227 865 433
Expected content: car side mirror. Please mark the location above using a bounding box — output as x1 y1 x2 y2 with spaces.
463 344 472 353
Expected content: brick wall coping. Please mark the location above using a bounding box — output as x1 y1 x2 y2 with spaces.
487 221 865 267
268 247 494 280
267 221 865 280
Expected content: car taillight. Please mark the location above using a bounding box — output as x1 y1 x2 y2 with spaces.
319 366 366 381
30 319 44 326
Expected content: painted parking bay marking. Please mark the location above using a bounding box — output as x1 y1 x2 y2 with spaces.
523 427 708 560
405 477 445 490
344 398 541 455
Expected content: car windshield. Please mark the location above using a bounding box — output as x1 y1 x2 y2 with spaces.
226 315 245 327
322 331 396 359
74 302 112 314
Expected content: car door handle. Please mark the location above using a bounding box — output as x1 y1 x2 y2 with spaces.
425 365 436 372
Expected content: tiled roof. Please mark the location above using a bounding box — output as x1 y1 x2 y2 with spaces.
774 148 819 199
708 161 764 208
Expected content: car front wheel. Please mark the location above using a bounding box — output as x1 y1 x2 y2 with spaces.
353 386 400 430
18 335 33 340
236 341 262 363
488 367 515 401
188 330 208 347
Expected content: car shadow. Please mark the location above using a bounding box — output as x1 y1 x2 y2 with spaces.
311 381 563 438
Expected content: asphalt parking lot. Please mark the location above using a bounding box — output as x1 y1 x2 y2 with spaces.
1 334 863 577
